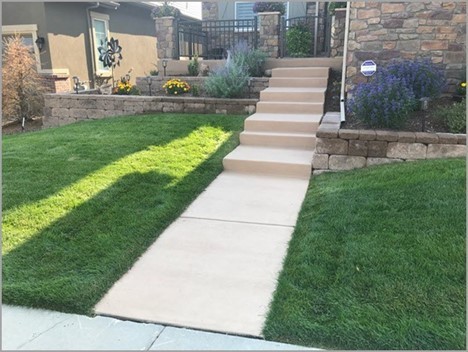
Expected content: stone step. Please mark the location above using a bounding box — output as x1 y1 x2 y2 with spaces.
240 131 316 149
271 67 330 78
256 101 324 115
245 113 321 133
260 87 326 103
268 77 328 88
223 145 313 179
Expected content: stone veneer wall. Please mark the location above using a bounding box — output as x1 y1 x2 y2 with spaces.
202 1 218 21
258 12 281 58
136 76 269 98
346 1 466 92
312 112 466 173
330 8 346 57
155 16 178 59
43 94 257 128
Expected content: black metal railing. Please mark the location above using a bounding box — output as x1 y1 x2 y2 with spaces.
177 18 258 60
280 15 331 58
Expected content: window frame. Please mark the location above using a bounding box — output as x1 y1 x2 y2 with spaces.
90 11 111 76
2 24 41 72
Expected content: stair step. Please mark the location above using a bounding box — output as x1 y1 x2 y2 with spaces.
272 67 330 78
223 145 313 179
256 101 324 115
245 113 321 133
240 131 316 149
268 77 328 88
260 87 326 103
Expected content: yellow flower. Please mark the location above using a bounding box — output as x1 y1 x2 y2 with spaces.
184 88 187 91
174 91 178 95
461 82 466 87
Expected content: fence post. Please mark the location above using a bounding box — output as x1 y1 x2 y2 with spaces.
154 16 179 61
258 11 281 58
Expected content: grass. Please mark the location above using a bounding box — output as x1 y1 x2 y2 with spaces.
264 158 466 350
2 113 246 314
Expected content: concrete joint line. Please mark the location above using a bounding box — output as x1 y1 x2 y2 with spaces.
16 316 73 350
180 215 295 229
147 326 166 350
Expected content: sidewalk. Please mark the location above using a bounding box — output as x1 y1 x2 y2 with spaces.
2 305 317 350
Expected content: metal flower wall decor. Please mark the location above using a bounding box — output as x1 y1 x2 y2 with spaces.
98 37 122 69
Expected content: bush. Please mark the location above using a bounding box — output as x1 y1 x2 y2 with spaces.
2 35 45 123
151 4 181 18
253 2 286 15
188 56 200 76
347 75 416 128
230 41 267 77
286 23 312 57
204 61 249 98
379 59 446 99
163 78 190 95
435 100 466 133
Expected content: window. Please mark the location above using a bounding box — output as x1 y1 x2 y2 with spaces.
2 25 41 71
235 2 255 20
90 12 110 75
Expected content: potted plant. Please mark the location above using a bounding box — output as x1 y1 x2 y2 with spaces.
253 2 286 15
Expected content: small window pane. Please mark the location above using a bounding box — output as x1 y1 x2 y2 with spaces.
93 19 109 71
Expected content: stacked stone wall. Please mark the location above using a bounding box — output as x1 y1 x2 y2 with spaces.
312 113 466 173
346 1 466 92
43 94 257 128
330 8 346 57
155 16 177 59
258 12 281 58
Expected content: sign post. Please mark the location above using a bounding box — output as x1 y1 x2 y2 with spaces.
360 60 377 78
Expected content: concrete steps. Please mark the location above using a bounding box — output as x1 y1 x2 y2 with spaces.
223 145 314 179
221 65 330 179
268 77 328 88
244 113 321 133
240 131 316 149
260 87 326 102
256 101 324 115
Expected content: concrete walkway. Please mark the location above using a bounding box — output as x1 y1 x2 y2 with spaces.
95 67 329 337
3 305 318 350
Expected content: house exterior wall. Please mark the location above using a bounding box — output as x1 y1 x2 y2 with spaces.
2 2 157 90
346 1 466 93
202 1 308 21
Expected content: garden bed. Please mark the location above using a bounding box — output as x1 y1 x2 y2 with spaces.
343 96 463 133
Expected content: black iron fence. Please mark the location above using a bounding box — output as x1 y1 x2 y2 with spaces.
177 18 258 60
280 15 331 58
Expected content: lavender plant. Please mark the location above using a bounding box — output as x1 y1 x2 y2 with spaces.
230 41 267 77
379 59 446 99
347 75 416 128
204 60 249 98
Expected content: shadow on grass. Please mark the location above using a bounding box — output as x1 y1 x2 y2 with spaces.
3 118 243 314
2 114 245 212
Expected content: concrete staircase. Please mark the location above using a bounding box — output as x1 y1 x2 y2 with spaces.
223 66 330 179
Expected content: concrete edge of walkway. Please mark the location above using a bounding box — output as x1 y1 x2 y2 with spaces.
2 305 323 351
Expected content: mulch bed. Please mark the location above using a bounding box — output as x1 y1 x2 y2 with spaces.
2 118 43 135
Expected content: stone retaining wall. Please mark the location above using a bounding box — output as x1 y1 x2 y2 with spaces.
136 76 269 98
312 112 466 173
43 94 257 128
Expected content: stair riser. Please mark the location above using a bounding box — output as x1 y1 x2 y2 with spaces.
240 133 316 149
272 68 329 78
256 102 324 115
260 90 325 103
268 78 328 88
245 120 319 133
223 159 311 179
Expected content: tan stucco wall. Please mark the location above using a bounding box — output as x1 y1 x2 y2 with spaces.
3 2 157 89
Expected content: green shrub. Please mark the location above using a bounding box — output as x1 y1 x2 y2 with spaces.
188 56 199 76
286 23 312 57
231 41 267 77
191 84 200 97
435 100 466 133
204 61 249 98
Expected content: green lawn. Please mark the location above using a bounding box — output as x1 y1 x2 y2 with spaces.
264 158 466 350
2 113 245 314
